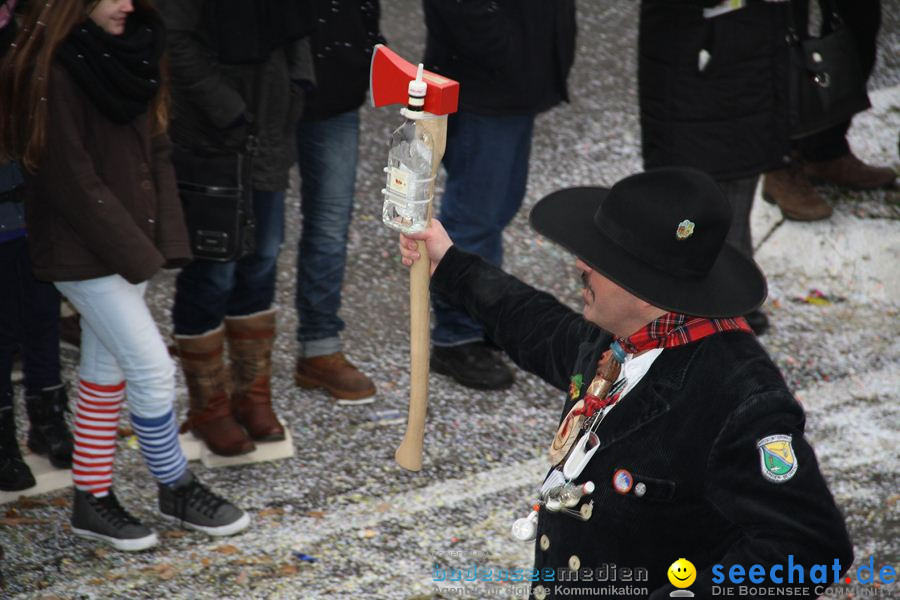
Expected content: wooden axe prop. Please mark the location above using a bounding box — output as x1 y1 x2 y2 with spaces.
370 45 459 471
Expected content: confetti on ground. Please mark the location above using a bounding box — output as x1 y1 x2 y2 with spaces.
292 552 318 564
1 4 897 598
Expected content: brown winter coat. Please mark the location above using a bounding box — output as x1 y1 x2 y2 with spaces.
25 64 192 284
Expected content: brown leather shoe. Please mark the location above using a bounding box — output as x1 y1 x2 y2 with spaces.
224 310 285 442
175 327 255 456
803 153 897 190
294 352 376 405
762 167 833 221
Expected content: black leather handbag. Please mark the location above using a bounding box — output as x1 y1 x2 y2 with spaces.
173 65 266 262
172 143 256 262
787 0 871 139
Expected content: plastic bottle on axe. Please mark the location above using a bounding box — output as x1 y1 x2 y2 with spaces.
382 64 435 234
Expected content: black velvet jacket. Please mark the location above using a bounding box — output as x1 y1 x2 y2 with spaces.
432 247 853 600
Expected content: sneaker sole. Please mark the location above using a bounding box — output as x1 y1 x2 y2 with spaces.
159 509 251 537
293 373 376 405
71 526 158 552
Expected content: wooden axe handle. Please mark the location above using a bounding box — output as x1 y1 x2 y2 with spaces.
395 114 448 471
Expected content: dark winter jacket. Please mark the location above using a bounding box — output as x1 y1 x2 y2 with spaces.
301 0 384 122
24 65 191 284
157 0 315 191
423 0 576 116
0 0 25 243
432 247 853 600
638 1 792 180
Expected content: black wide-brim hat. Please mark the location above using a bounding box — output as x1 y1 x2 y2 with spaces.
529 167 767 318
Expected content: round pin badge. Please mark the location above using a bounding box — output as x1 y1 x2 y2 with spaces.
612 469 634 494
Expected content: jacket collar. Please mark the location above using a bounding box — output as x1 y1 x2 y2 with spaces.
587 341 702 451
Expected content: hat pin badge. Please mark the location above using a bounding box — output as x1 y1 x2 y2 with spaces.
676 219 695 241
612 468 634 494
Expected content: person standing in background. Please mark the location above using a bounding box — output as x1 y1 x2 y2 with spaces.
160 0 315 455
0 0 72 493
291 0 383 405
763 0 896 220
638 0 791 335
0 0 249 550
421 0 577 390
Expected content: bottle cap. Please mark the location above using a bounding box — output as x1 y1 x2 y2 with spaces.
404 64 427 116
408 63 427 99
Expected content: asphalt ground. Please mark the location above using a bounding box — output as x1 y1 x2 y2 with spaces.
2 2 898 599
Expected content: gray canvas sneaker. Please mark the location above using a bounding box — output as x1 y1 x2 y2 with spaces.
71 489 158 552
158 470 250 536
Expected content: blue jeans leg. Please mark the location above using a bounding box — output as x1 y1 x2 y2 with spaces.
0 239 25 403
173 189 285 335
432 111 535 347
0 238 61 399
295 111 359 357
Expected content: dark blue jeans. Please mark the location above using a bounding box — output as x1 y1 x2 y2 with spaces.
173 189 285 335
294 111 359 357
432 110 535 346
0 237 62 406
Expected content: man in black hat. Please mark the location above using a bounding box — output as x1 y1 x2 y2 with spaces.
399 168 852 599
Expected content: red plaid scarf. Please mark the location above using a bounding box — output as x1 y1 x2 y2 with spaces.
616 312 752 356
574 313 751 418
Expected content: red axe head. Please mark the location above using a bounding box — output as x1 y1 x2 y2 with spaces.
369 44 459 115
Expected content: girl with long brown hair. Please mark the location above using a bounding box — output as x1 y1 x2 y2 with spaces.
0 0 250 551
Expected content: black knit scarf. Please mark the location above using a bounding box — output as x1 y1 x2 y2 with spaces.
56 10 165 124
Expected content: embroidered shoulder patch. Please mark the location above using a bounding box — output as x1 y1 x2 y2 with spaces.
569 374 583 400
757 434 798 483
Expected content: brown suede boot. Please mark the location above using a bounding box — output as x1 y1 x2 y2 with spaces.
803 153 897 190
175 327 255 456
294 352 376 405
224 310 285 442
762 166 833 221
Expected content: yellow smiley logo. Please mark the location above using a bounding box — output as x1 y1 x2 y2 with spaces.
668 558 696 588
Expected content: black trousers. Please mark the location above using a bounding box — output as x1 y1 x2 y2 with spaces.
719 176 759 261
796 0 882 162
0 237 62 407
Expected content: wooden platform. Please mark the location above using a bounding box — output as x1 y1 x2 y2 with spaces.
178 421 294 468
0 454 72 505
0 423 294 504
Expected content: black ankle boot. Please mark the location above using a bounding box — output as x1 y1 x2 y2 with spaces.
25 385 73 469
0 402 36 491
